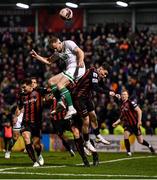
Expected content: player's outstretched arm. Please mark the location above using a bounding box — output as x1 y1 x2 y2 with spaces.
30 49 51 65
112 119 121 127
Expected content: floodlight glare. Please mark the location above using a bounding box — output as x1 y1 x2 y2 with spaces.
16 3 29 9
116 1 128 7
65 2 78 8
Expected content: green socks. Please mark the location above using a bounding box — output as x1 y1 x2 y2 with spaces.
51 85 73 107
60 87 73 107
51 84 60 100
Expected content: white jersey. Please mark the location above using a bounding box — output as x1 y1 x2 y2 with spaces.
13 112 23 130
57 40 78 70
53 40 85 81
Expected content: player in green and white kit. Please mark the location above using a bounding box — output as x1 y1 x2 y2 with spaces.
30 36 85 119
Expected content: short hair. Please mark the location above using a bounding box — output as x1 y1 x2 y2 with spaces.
49 35 59 44
31 77 37 82
101 62 111 73
21 78 32 86
121 89 129 95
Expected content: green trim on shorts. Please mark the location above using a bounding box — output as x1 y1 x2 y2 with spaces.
63 71 74 83
13 127 21 131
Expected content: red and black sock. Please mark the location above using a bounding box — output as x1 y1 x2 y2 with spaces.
34 144 42 157
93 128 100 136
83 133 89 142
75 137 86 158
60 136 71 152
124 139 130 153
26 144 36 162
142 140 149 147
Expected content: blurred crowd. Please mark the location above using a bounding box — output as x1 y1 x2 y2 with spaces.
0 23 157 134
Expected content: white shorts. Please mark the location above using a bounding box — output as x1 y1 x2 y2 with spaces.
62 66 85 82
13 112 23 131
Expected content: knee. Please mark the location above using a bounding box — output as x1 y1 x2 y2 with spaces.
137 139 143 144
22 134 30 144
33 139 40 148
90 115 97 122
57 82 64 90
48 78 53 86
83 118 89 127
34 143 40 149
71 127 80 138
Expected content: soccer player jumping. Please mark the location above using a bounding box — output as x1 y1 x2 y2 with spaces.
72 62 117 152
30 35 85 119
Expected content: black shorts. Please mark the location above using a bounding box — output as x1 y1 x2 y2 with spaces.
73 97 94 118
124 125 142 136
52 119 72 135
21 122 41 138
52 114 82 135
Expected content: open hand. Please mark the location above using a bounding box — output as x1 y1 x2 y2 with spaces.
30 49 38 58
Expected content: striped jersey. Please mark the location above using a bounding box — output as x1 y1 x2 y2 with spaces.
72 67 109 98
50 98 66 121
120 99 138 127
18 90 43 125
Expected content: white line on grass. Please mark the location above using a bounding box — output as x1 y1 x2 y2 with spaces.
0 171 157 178
0 165 66 172
0 155 155 172
77 155 155 165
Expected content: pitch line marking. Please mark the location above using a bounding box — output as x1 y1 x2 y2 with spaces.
0 171 157 178
0 155 155 172
77 155 155 165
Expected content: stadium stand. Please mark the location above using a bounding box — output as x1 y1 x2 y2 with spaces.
0 24 157 134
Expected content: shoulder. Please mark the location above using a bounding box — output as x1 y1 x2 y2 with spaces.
31 90 39 96
64 40 77 47
64 40 75 44
129 99 138 108
89 67 98 77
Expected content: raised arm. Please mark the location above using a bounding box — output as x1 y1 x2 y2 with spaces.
112 119 121 127
30 49 57 65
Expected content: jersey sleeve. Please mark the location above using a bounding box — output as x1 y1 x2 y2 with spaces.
65 40 78 53
50 52 60 61
130 100 138 109
91 71 110 95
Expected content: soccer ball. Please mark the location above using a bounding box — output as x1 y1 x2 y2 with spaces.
59 8 73 20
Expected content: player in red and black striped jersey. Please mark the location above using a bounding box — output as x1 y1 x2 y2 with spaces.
17 78 44 167
46 92 98 167
47 94 75 157
31 77 50 96
112 90 155 156
71 62 117 152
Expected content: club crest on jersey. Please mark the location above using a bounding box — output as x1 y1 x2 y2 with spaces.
93 72 98 77
59 54 68 61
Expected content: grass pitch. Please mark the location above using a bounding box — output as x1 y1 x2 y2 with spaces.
0 151 156 179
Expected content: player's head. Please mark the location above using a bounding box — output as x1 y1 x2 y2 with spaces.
31 77 38 89
49 36 62 52
121 89 129 102
21 78 33 93
97 62 111 78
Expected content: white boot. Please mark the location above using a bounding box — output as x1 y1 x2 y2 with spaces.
5 151 11 159
85 140 97 152
38 154 44 166
33 161 40 167
96 134 110 145
64 106 77 119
